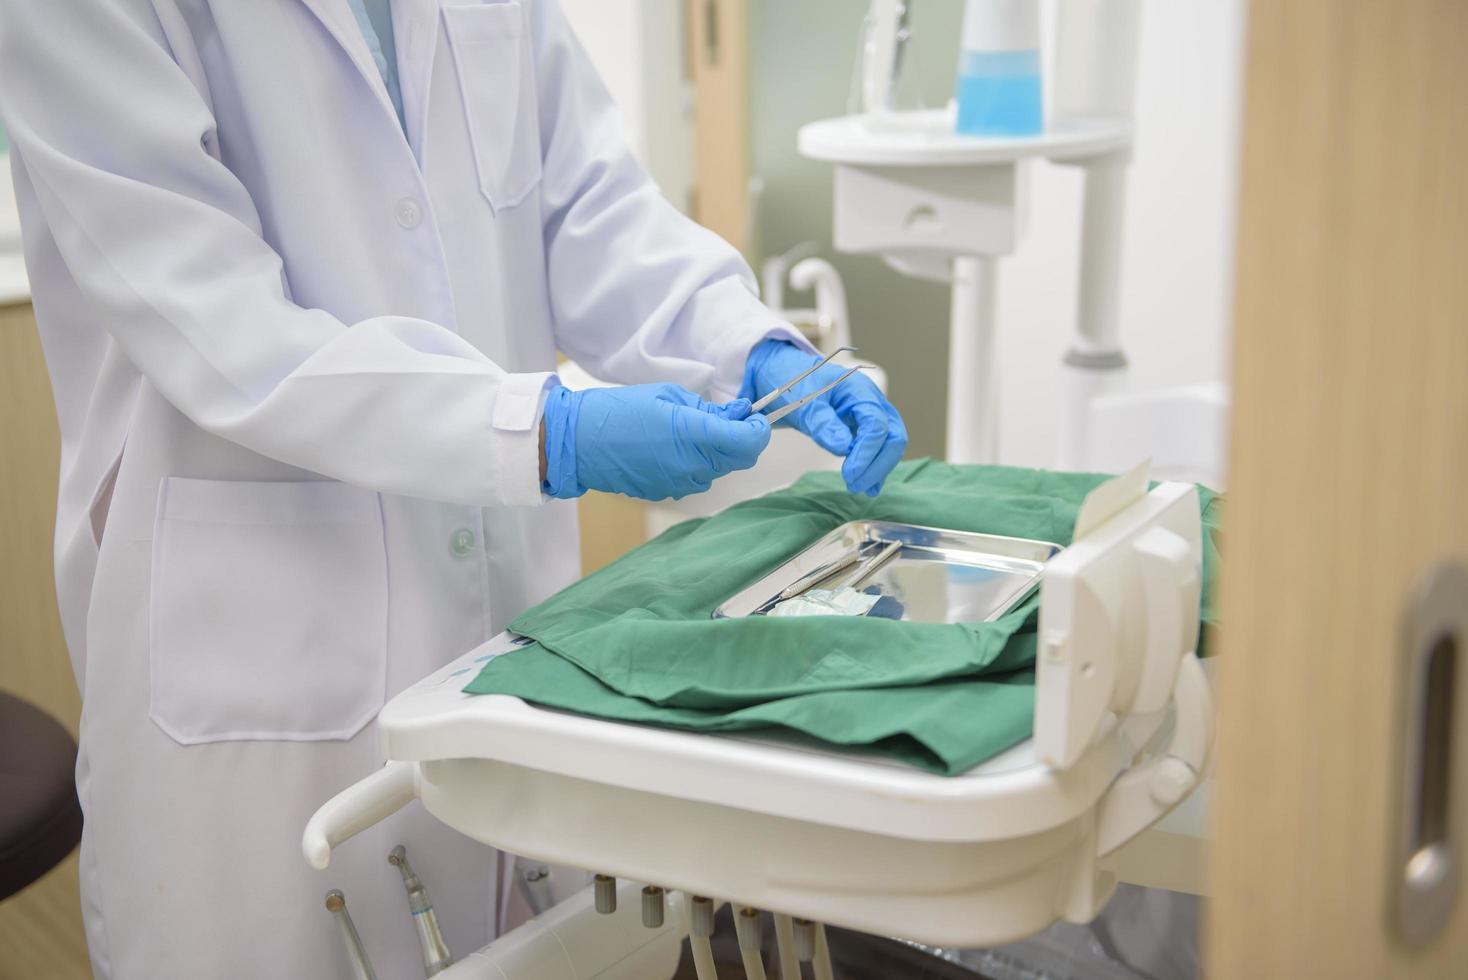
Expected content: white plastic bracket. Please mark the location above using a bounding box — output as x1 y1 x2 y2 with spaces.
302 760 420 870
1129 525 1201 715
1035 474 1204 770
1095 651 1213 856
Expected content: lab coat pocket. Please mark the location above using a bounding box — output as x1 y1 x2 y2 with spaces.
149 478 388 744
443 1 543 212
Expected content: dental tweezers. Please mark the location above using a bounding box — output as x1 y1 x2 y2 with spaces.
762 365 870 423
749 346 869 423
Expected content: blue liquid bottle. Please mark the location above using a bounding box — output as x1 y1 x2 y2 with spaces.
954 0 1043 136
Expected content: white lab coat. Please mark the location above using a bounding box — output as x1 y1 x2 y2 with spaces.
0 1 796 976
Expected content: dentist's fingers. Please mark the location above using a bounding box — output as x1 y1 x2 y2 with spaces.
695 409 772 472
709 397 754 421
841 404 908 496
795 399 855 456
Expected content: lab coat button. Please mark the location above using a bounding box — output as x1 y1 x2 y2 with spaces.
450 528 476 557
395 197 423 229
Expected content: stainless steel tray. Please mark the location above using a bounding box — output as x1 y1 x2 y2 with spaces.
713 520 1063 622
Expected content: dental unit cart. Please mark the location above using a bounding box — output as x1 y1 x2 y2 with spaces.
304 468 1213 979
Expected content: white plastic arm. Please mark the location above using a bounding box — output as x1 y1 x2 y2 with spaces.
302 761 419 871
1131 525 1202 714
1094 653 1213 857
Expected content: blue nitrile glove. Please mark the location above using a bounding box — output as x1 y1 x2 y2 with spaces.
741 340 908 496
541 383 772 501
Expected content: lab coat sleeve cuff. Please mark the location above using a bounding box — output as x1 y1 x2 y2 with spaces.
707 290 816 403
488 371 558 507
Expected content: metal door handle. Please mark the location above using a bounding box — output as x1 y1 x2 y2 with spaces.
1392 561 1466 948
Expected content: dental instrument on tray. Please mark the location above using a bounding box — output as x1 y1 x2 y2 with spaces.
847 538 903 590
775 547 867 602
758 539 878 614
720 520 1060 621
760 538 906 616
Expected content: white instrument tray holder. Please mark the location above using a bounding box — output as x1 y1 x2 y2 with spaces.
305 465 1213 948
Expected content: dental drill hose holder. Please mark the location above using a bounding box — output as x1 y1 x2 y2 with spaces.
303 467 1213 976
800 0 1142 466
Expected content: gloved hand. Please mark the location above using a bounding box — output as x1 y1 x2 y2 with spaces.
541 383 771 501
741 340 908 496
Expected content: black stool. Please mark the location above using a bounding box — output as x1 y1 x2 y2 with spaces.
0 689 83 900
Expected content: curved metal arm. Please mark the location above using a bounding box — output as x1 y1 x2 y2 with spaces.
303 761 419 870
1095 652 1213 857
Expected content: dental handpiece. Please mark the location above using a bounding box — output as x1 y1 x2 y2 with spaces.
388 845 454 977
324 890 379 980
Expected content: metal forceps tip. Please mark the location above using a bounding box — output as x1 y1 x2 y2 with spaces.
762 365 869 424
748 346 858 415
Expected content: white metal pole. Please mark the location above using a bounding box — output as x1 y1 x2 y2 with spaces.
1054 0 1143 119
1074 152 1129 355
1056 152 1130 470
946 255 1001 464
1052 0 1143 470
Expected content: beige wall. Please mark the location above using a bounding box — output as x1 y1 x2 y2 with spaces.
0 301 90 979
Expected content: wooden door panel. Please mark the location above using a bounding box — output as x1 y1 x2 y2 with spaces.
1208 1 1468 976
